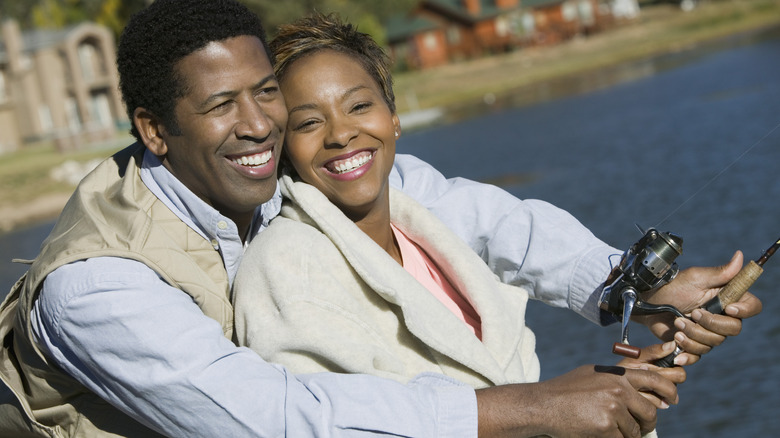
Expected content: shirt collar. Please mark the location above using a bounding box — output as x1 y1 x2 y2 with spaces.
138 149 282 284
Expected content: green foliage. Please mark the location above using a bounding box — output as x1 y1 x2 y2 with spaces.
2 0 414 44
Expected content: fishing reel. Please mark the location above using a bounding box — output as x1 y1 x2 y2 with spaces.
599 227 685 358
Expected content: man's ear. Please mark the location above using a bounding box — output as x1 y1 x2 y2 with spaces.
133 107 168 157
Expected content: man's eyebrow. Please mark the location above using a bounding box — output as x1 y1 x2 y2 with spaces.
199 74 277 108
288 85 369 115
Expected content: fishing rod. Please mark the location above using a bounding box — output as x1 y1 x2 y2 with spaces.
600 119 779 363
600 233 779 364
654 236 780 367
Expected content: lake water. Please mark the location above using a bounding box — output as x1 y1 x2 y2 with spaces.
2 26 779 437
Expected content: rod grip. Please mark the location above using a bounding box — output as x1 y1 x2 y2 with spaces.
657 260 763 367
703 260 763 314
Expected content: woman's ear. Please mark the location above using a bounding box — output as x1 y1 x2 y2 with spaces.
133 107 168 157
392 114 401 139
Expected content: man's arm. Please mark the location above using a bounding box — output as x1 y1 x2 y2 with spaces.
391 153 763 360
475 363 678 438
33 257 477 437
391 153 618 324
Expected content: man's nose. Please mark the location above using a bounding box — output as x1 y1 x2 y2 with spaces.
235 99 274 140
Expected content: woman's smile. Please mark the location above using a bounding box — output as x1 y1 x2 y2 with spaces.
323 149 376 180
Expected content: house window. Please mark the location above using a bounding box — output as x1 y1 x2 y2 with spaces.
562 2 578 21
495 17 509 37
579 0 595 25
90 92 113 127
38 105 54 133
522 12 536 34
0 70 6 103
423 32 438 50
65 97 81 133
78 44 97 82
447 26 461 44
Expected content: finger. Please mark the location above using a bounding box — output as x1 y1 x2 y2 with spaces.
617 413 644 438
673 351 699 366
725 292 763 318
676 313 729 351
713 251 744 285
625 369 679 406
691 309 741 337
636 341 677 362
621 388 658 437
673 329 712 356
638 390 671 410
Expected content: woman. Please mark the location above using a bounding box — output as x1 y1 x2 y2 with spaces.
232 12 680 396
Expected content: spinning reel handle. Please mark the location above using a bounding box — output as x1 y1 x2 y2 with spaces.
601 228 684 359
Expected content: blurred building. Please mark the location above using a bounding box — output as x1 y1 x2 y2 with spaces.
387 0 638 70
0 18 127 154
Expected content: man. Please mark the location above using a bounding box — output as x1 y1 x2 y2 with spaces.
0 0 760 437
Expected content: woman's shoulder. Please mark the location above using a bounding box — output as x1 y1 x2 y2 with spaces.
246 216 331 259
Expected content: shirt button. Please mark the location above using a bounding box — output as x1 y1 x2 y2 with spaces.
217 221 228 230
211 239 219 250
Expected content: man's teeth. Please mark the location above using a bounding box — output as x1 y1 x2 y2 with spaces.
233 151 272 167
332 152 372 174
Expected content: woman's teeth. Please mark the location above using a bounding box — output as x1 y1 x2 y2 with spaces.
331 152 373 174
233 151 272 167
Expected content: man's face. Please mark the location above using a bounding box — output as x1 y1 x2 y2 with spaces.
157 35 286 228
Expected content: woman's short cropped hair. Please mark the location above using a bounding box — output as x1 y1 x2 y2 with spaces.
270 13 396 114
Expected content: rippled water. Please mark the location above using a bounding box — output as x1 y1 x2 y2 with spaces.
2 25 780 437
398 26 780 437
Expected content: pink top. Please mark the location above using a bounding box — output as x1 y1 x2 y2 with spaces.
391 224 482 340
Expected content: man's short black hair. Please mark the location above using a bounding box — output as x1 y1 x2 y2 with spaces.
117 0 269 140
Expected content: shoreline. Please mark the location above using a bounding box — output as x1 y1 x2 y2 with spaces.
2 2 779 235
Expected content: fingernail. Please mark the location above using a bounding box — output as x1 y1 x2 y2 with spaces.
674 354 686 366
674 318 686 330
691 309 702 321
659 401 670 409
725 305 739 316
674 332 685 343
664 341 676 352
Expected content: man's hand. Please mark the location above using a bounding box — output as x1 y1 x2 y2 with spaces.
636 251 763 365
475 365 678 438
618 341 686 407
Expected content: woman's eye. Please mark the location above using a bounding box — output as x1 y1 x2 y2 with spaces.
352 102 372 112
294 119 318 131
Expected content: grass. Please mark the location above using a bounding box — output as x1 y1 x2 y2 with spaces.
392 0 780 113
0 137 128 206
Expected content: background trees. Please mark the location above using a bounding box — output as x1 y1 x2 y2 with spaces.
0 0 417 45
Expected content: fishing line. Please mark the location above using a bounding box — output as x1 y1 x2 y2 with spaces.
654 119 780 228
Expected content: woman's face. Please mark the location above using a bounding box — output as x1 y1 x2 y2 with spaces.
280 49 399 220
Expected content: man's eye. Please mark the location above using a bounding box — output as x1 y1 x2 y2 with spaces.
258 86 279 97
210 101 231 112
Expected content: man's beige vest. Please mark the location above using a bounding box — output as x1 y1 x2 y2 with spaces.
0 144 233 437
